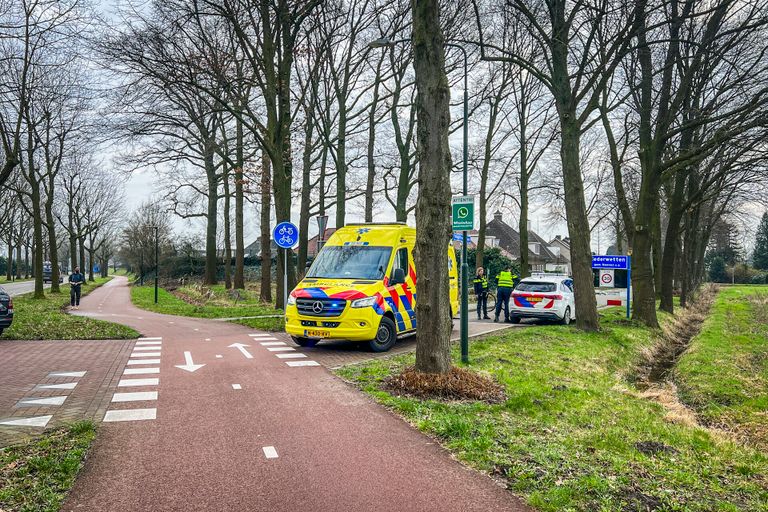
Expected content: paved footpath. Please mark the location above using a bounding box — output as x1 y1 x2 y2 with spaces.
54 277 530 512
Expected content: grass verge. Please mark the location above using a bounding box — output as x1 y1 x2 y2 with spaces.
336 304 768 511
1 277 139 340
675 285 768 449
0 421 95 512
131 284 276 318
131 284 284 331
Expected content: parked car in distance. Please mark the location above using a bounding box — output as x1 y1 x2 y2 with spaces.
42 261 63 284
509 274 575 325
0 286 13 336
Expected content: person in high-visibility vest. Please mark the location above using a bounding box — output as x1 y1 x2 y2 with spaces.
473 267 490 320
495 266 515 322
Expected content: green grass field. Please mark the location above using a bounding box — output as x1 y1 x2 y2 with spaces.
0 277 138 340
0 422 95 512
675 285 768 450
337 300 768 511
131 284 283 331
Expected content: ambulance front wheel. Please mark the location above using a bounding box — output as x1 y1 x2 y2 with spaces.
368 316 397 352
292 336 318 348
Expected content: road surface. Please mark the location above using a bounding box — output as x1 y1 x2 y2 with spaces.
53 276 531 512
0 280 51 297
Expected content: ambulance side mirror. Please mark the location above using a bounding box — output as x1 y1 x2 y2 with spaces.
392 268 406 285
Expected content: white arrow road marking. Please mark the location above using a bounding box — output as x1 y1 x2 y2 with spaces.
36 382 77 390
262 446 278 459
175 351 206 373
0 415 53 428
17 396 67 407
47 371 86 378
228 343 253 359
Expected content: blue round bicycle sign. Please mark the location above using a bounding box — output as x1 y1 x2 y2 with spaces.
273 222 299 249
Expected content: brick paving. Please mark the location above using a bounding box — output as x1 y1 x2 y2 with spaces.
0 338 135 446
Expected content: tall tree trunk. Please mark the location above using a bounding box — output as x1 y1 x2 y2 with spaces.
234 115 245 289
413 0 453 374
364 59 383 223
45 206 60 293
29 180 44 298
659 170 688 312
15 244 21 279
68 209 76 274
6 236 12 281
78 237 85 276
298 111 314 273
335 110 347 228
260 150 272 303
223 164 233 289
203 142 218 285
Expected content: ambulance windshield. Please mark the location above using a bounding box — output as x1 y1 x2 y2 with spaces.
307 245 392 280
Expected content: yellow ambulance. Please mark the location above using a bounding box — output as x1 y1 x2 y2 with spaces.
285 223 459 352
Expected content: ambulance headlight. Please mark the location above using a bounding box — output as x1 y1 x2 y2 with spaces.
351 296 376 308
287 295 296 306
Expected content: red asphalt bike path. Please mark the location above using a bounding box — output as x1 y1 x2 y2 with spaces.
62 277 531 512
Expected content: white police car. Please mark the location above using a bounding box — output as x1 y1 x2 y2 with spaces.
509 274 575 325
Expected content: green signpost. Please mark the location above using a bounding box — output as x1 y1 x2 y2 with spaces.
452 196 474 231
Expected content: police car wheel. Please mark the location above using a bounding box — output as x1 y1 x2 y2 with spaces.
369 317 396 352
561 307 571 325
510 316 520 324
292 336 317 348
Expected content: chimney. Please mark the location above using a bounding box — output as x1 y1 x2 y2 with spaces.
493 210 503 222
555 235 561 241
527 219 532 232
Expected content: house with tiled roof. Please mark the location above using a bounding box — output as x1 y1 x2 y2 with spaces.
482 211 566 273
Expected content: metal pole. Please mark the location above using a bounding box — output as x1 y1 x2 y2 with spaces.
626 256 631 319
283 249 288 312
449 44 470 364
154 226 159 304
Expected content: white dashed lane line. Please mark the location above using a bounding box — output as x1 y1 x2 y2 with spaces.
285 361 321 367
112 392 158 402
260 342 286 346
123 367 160 375
16 396 67 407
276 353 307 359
267 347 295 352
104 338 163 422
103 408 157 422
130 352 162 358
232 384 242 390
0 415 53 427
118 378 160 387
262 446 279 459
36 382 77 390
47 371 87 378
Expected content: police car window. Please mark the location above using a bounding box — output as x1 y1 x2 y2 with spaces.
391 248 408 280
516 282 556 292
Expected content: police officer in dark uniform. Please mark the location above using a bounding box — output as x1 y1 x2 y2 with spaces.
473 267 490 320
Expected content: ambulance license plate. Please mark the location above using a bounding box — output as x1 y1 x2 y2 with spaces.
305 329 331 338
